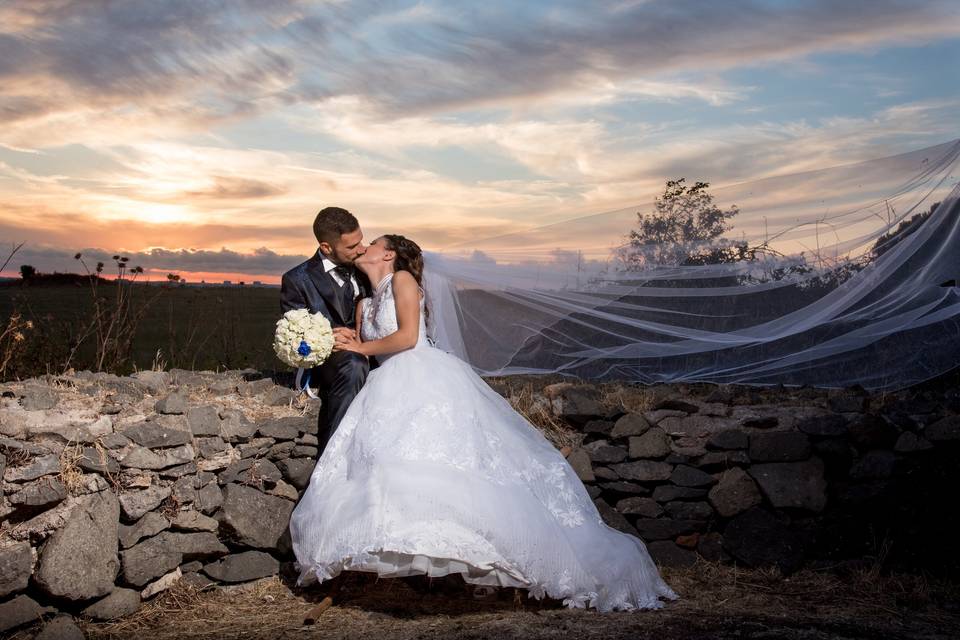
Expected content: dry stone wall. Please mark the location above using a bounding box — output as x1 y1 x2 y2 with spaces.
1 369 958 635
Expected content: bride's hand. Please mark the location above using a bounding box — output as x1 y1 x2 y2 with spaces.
333 330 364 354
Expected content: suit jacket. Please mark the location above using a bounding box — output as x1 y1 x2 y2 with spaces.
280 253 372 328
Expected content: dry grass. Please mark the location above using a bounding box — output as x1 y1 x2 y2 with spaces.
56 440 88 495
5 559 950 640
598 382 656 414
0 442 31 467
487 376 582 451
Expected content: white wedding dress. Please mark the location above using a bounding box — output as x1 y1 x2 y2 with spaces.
288 272 679 611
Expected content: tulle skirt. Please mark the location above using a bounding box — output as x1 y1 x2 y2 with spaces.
288 345 679 611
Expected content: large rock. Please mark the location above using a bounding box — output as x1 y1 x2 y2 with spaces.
748 458 827 512
267 441 295 461
216 483 295 549
893 431 934 453
34 490 120 601
847 414 899 450
78 447 120 474
121 532 228 587
609 460 673 482
708 467 762 517
3 407 112 442
583 440 628 464
652 485 708 502
120 444 195 470
196 437 227 459
582 420 614 436
0 594 56 633
564 448 595 482
121 422 192 448
171 510 219 532
722 507 805 574
239 438 274 459
647 541 697 568
628 427 671 459
598 481 649 495
240 378 275 397
633 518 701 540
118 511 170 549
187 405 221 436
694 450 751 470
219 458 282 489
219 409 257 442
155 392 187 415
9 476 67 507
3 454 60 482
20 385 58 411
609 413 651 438
202 550 280 583
797 414 847 437
277 460 316 491
748 432 811 462
545 384 606 425
593 498 638 535
119 485 172 521
615 496 663 518
659 415 737 438
130 370 168 394
669 464 716 487
706 429 748 450
263 386 297 406
207 378 238 395
925 416 960 442
0 541 33 598
849 450 898 479
81 587 142 621
33 615 84 640
664 500 714 520
257 419 300 441
185 482 223 515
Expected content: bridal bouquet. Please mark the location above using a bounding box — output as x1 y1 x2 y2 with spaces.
273 309 335 369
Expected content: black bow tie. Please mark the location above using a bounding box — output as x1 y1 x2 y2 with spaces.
332 265 355 281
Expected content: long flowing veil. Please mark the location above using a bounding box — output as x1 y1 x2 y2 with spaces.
421 139 960 392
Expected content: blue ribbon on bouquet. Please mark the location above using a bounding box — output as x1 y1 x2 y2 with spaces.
294 366 319 400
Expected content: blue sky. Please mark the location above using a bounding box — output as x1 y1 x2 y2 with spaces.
0 0 958 281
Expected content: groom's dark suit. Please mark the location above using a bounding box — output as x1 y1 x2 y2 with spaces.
280 252 372 455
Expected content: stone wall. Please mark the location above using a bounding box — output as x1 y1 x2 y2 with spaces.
527 380 960 575
1 369 958 634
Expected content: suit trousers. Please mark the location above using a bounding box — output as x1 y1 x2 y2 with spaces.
312 350 369 456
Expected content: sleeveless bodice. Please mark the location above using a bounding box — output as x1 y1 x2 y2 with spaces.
360 272 428 361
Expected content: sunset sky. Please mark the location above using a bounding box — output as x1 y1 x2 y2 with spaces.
1 1 959 284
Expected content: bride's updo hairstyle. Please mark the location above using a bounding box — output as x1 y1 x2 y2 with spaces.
382 234 428 325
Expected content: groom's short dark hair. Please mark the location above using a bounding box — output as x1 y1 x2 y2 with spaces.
313 207 360 245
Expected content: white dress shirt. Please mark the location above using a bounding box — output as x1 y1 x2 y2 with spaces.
317 249 360 298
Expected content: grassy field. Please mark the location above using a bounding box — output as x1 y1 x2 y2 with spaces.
0 283 284 376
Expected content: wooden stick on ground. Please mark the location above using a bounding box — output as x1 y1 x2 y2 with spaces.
303 596 334 624
303 573 346 625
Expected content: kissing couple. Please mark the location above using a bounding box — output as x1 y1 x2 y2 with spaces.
280 206 679 612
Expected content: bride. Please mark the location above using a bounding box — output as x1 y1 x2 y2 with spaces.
287 233 679 612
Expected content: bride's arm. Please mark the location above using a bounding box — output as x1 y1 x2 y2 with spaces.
354 298 365 338
334 271 420 357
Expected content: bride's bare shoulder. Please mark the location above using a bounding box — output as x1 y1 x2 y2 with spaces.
392 270 418 289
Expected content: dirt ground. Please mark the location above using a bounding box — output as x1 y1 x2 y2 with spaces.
8 558 957 640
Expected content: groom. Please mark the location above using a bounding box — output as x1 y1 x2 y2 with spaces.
280 206 372 455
